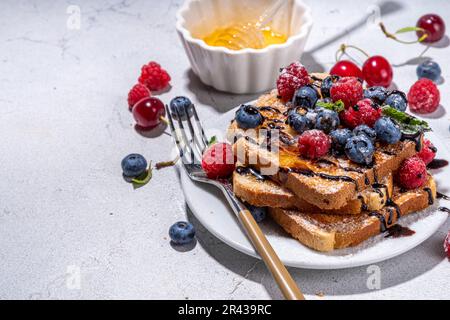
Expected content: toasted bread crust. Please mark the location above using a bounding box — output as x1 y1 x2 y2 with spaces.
233 136 416 210
233 171 393 214
269 176 436 251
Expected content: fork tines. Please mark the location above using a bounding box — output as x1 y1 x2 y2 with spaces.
166 103 208 165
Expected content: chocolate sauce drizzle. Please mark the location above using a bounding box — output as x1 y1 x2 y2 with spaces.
285 168 359 190
437 192 450 200
369 212 387 232
427 159 449 170
358 195 368 211
385 224 415 238
423 187 434 205
401 131 423 152
235 166 267 181
259 106 281 113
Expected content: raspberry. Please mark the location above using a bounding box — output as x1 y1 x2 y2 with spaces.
298 130 331 159
416 139 436 165
444 231 450 259
408 78 440 114
127 84 151 110
276 62 309 101
284 61 309 80
138 61 171 91
340 99 382 129
330 77 363 108
201 143 235 179
398 156 428 189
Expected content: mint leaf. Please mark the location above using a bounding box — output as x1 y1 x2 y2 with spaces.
382 105 430 134
315 99 345 113
132 165 153 185
208 135 217 146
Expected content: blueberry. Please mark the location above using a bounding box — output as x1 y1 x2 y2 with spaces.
353 125 377 143
287 113 311 133
121 154 147 177
321 75 339 98
235 104 264 129
345 135 375 165
292 85 318 109
315 109 340 133
384 91 407 112
330 128 353 154
246 204 267 223
304 110 318 128
169 221 196 245
417 60 441 82
374 117 402 144
170 96 193 118
364 86 388 104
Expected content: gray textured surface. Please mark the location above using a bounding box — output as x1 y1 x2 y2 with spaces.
0 0 449 300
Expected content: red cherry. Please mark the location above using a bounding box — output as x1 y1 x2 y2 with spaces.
362 56 393 88
330 60 363 79
416 14 446 43
132 97 165 130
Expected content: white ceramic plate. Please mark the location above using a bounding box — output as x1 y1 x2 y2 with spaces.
181 106 449 269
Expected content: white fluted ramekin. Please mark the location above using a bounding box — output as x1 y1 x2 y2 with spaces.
176 0 313 94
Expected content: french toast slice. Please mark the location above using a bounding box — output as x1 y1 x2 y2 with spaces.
269 176 437 252
233 169 393 214
233 136 417 210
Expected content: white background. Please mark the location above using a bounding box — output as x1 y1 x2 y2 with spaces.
0 0 449 299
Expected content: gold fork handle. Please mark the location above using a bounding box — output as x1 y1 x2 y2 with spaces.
239 209 305 300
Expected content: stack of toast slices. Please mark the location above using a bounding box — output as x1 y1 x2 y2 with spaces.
227 73 437 252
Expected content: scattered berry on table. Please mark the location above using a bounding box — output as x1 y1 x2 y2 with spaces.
330 77 363 108
121 154 148 177
362 55 393 88
246 204 267 223
444 231 450 259
201 142 235 179
330 128 353 154
353 125 377 143
128 84 151 111
345 135 375 165
320 75 340 98
408 78 440 114
298 130 331 159
398 156 427 189
170 96 193 119
132 97 166 129
417 60 441 82
138 61 171 91
416 14 446 43
315 109 340 133
364 86 388 105
169 221 196 245
276 62 309 101
287 113 311 134
374 117 401 144
292 85 318 109
384 90 408 111
330 60 363 79
235 104 264 129
340 98 382 129
416 139 437 165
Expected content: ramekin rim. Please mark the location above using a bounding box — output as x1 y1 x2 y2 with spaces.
175 0 313 55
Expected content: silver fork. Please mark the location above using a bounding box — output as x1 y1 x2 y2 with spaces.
166 104 304 300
